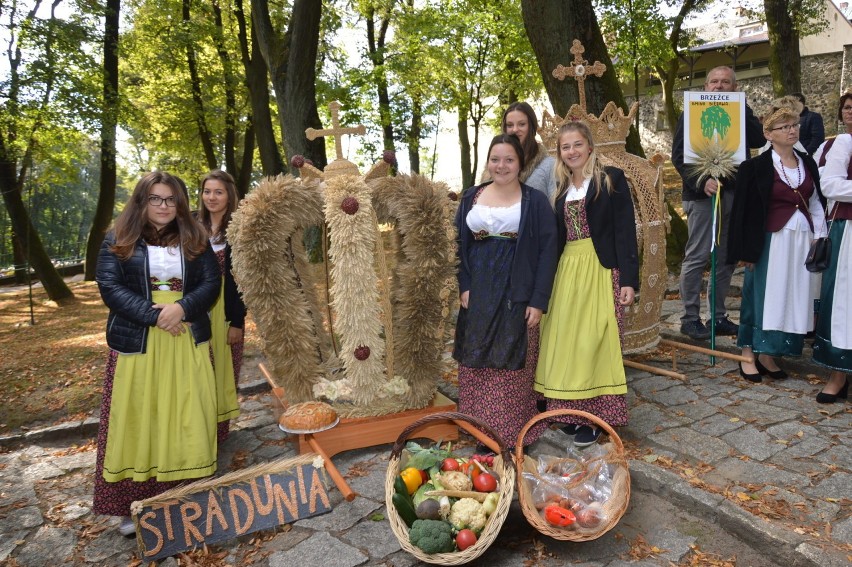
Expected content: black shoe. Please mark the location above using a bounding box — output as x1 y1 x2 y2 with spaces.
573 426 602 448
560 424 580 436
755 358 788 380
680 319 710 340
738 362 762 383
711 316 739 336
816 379 849 404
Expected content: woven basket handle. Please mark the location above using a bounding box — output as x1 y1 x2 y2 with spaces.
515 409 625 466
389 411 511 463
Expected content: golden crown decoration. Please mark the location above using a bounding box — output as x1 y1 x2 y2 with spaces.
540 102 638 154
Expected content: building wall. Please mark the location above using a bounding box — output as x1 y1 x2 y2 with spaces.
632 51 849 156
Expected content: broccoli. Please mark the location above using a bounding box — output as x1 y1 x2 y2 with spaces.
408 519 455 554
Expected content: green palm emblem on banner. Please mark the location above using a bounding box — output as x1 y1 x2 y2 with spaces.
700 106 731 140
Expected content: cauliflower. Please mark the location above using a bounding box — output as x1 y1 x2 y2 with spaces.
448 498 487 533
434 471 472 492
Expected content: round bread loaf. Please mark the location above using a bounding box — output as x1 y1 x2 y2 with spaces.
279 401 338 432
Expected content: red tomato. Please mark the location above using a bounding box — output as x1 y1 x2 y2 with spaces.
441 458 460 472
419 469 429 484
473 472 497 492
455 529 477 551
543 504 576 527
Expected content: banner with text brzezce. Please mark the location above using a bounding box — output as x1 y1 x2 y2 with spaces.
130 454 332 562
683 91 747 165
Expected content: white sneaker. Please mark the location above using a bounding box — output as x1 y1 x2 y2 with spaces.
118 516 136 536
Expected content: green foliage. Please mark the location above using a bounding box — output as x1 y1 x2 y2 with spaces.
596 0 673 84
120 0 257 184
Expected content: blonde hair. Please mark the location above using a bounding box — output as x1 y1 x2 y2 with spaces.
762 96 803 131
552 121 611 207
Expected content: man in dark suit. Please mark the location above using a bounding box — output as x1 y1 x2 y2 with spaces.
792 92 825 155
671 66 765 340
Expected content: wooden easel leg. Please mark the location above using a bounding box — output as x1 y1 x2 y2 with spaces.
305 434 357 502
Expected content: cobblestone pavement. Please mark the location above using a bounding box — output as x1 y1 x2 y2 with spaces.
0 287 849 566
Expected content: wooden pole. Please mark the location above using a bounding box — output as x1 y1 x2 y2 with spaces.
660 339 753 363
623 359 686 380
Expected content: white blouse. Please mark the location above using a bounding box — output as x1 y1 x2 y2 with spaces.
466 201 521 234
147 245 182 284
564 177 591 202
209 237 226 253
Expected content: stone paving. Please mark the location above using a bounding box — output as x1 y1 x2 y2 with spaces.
0 286 849 566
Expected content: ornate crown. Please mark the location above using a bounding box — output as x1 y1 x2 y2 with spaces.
539 102 638 155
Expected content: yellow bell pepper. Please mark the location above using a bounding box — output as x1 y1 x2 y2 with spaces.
400 467 423 495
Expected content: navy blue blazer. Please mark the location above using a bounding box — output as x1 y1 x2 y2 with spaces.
455 182 558 312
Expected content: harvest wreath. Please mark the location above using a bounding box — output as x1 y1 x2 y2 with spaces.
228 145 456 417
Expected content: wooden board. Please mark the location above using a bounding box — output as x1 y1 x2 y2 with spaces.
132 456 330 562
295 392 458 457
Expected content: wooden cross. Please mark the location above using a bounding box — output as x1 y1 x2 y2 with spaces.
305 101 366 161
552 40 607 113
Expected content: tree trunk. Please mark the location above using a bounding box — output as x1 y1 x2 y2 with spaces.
656 0 702 132
85 0 119 281
764 0 801 96
211 0 239 177
0 157 74 303
407 97 422 174
366 5 395 152
253 0 327 174
655 61 680 133
520 0 644 157
236 0 284 176
458 106 473 189
183 0 218 169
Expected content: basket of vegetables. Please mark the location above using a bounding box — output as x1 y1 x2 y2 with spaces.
515 409 630 541
386 411 515 565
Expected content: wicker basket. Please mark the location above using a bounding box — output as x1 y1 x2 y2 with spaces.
515 409 630 541
386 411 515 565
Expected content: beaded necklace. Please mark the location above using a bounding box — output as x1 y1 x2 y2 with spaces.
778 152 802 190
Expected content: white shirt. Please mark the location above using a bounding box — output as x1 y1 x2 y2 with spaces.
564 177 591 202
466 201 521 234
147 245 182 282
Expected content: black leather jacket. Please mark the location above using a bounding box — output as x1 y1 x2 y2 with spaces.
96 234 220 354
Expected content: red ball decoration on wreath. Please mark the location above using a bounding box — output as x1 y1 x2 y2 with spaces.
290 155 305 169
382 150 397 166
354 345 371 360
447 191 458 202
341 196 360 215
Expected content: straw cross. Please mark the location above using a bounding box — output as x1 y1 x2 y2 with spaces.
552 40 607 113
305 101 366 161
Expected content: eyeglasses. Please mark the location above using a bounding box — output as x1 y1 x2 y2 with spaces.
148 195 177 207
769 123 801 133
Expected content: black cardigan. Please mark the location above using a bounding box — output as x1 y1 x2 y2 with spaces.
455 182 558 312
96 234 220 354
727 149 826 264
554 167 640 290
223 244 246 329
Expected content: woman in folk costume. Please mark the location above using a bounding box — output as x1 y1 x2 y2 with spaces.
728 97 827 382
94 172 220 536
197 170 245 439
535 121 639 448
454 134 558 451
481 102 557 198
813 91 852 168
812 98 852 403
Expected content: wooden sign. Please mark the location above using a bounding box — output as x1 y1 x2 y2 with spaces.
683 91 747 165
131 455 332 562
